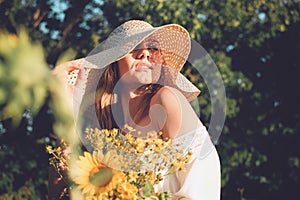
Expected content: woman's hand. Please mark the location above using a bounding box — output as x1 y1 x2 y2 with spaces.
52 58 86 95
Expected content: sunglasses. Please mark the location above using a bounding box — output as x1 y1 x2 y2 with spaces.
131 39 164 63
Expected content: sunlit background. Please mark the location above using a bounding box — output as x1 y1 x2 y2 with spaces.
0 0 299 199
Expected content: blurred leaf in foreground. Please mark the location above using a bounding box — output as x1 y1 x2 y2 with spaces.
0 28 49 125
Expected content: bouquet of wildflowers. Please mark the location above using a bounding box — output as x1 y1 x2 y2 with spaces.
47 126 192 199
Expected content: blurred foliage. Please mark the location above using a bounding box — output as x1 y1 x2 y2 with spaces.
0 29 52 199
0 0 299 199
0 26 76 199
0 29 49 125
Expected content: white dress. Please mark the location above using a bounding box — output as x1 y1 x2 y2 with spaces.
156 126 221 200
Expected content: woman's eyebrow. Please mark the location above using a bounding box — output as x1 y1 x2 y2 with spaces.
133 40 160 51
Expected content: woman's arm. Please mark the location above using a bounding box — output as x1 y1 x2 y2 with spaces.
151 86 182 139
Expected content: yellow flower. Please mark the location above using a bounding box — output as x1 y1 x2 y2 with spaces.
95 150 121 169
135 138 145 153
125 133 135 144
127 171 139 182
124 124 135 131
154 138 164 152
70 151 126 196
145 138 153 146
148 171 156 184
117 183 138 200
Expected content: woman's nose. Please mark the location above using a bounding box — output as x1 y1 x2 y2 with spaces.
137 48 150 60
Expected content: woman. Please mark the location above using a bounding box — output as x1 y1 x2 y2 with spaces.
54 20 221 199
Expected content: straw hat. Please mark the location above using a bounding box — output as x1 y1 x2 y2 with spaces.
59 20 200 119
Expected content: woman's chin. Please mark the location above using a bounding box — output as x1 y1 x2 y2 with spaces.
139 78 152 84
120 74 156 86
136 74 153 84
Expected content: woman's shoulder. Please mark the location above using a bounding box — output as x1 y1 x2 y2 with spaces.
152 86 186 105
151 85 203 136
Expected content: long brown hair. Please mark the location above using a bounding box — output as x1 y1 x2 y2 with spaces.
95 62 162 130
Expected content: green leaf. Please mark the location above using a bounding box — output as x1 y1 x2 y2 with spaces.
141 179 154 197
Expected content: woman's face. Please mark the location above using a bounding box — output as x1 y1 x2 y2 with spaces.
117 37 163 86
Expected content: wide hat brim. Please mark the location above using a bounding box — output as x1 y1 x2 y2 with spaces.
83 23 190 72
81 21 200 96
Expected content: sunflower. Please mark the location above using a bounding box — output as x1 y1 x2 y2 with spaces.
70 151 126 196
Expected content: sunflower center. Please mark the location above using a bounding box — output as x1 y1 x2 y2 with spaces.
89 167 113 187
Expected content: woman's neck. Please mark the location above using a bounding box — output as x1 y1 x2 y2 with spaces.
119 85 146 126
119 82 145 99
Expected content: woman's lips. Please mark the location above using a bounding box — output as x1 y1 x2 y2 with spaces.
135 65 153 71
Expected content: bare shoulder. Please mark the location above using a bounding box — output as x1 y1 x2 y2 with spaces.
151 86 203 137
151 86 184 106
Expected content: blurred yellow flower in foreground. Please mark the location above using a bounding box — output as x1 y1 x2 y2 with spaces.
70 151 126 196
